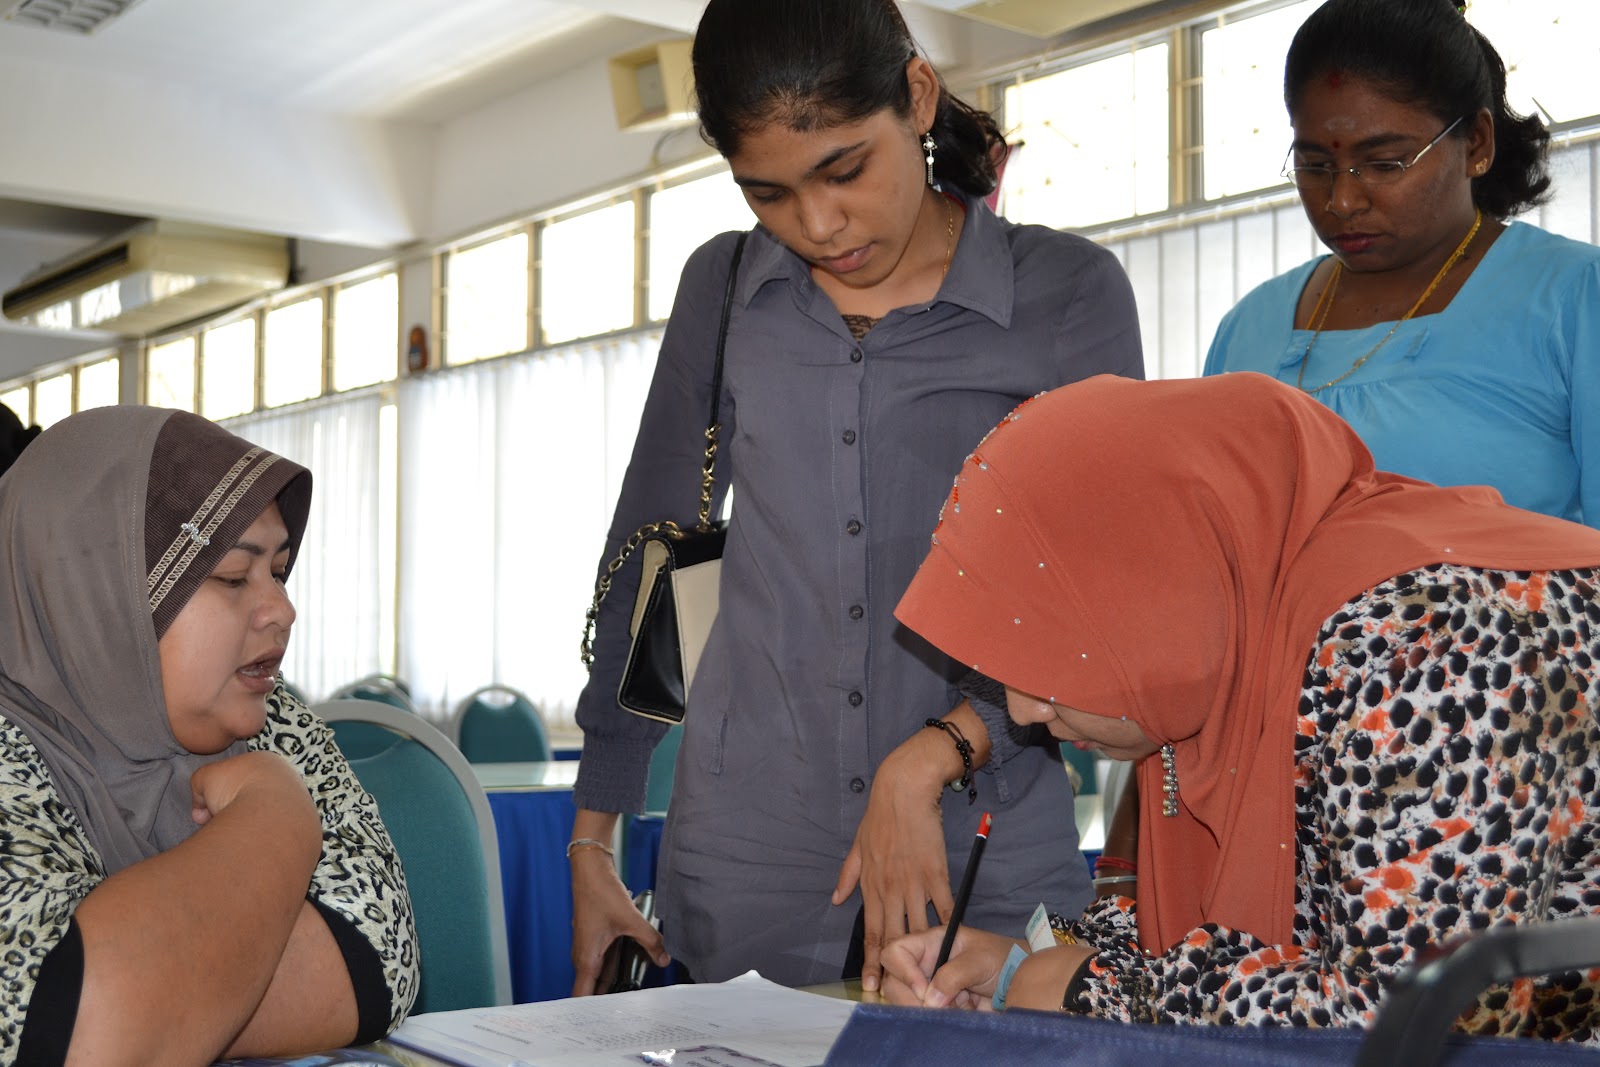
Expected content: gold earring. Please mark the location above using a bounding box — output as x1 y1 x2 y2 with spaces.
1475 160 1489 175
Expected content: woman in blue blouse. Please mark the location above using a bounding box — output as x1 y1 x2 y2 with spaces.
1204 0 1599 527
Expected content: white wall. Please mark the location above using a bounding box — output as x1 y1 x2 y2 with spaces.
0 53 433 248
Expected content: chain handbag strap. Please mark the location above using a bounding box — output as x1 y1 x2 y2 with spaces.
582 231 748 671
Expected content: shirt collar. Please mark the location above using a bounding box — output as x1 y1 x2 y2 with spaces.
733 190 1016 328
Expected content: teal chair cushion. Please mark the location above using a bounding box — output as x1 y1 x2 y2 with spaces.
643 724 682 814
350 684 413 712
457 693 550 763
346 737 499 1013
329 719 405 761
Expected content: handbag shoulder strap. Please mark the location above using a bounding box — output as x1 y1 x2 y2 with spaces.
582 230 748 671
696 230 748 529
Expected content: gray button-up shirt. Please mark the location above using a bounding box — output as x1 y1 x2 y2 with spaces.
575 194 1144 985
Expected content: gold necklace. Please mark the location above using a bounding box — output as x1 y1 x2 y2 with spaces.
1295 209 1483 394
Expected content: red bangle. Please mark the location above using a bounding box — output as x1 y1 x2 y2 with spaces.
1094 855 1137 875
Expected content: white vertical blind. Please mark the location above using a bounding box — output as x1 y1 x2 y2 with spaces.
224 392 387 703
1090 132 1600 380
397 329 662 726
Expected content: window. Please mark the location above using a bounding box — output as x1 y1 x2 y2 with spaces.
264 297 325 408
648 172 753 322
540 200 637 345
1202 1 1322 199
1470 1 1600 124
76 357 120 411
201 318 258 420
445 232 530 364
1000 42 1171 229
333 273 399 391
0 385 27 424
33 372 72 429
146 338 196 411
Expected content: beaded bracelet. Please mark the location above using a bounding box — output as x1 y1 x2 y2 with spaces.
566 837 614 859
924 718 977 804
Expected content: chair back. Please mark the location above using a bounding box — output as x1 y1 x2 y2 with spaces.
314 699 512 1012
330 673 416 712
453 684 550 763
643 723 683 814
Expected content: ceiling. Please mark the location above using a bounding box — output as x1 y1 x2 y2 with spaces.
0 0 1175 382
0 0 715 377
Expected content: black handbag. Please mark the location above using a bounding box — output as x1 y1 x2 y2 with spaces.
581 231 747 724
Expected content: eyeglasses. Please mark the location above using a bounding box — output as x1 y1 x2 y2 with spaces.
1281 117 1463 189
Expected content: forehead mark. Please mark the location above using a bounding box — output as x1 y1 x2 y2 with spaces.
1331 140 1341 149
1328 70 1343 89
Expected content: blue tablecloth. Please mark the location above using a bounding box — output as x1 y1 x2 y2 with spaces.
483 786 667 1003
485 789 578 1003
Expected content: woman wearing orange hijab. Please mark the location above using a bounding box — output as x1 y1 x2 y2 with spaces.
880 372 1600 1039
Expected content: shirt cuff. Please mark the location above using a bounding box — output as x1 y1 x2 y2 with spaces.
311 898 393 1043
957 670 1040 805
572 734 660 812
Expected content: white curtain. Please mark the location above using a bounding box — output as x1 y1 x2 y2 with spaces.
1090 136 1600 382
224 391 386 702
398 330 661 726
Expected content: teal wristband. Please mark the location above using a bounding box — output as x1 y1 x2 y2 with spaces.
990 944 1029 1011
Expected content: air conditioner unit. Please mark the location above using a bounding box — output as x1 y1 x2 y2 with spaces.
915 0 1196 38
1 220 289 337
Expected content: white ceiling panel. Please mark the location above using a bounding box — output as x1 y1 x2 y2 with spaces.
0 0 704 121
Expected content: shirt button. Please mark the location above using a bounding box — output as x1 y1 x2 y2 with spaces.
842 429 856 445
848 604 864 620
850 777 866 793
850 348 863 363
848 691 863 707
846 519 861 535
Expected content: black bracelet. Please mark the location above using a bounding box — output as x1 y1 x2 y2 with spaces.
924 718 977 804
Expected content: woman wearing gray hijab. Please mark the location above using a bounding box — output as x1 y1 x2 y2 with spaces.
0 407 418 1066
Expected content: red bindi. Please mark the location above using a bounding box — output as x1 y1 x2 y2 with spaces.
1328 70 1343 89
1331 140 1341 149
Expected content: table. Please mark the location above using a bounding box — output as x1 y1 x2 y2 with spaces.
472 761 581 1004
473 762 1107 1004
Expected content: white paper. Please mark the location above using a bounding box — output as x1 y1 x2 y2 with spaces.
387 973 855 1067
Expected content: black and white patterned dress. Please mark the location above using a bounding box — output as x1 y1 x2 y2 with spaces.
1058 564 1600 1041
0 686 419 1063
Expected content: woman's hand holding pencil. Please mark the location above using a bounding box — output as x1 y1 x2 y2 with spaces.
880 812 1100 1011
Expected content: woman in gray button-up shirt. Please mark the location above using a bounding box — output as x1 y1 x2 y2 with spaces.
570 0 1145 993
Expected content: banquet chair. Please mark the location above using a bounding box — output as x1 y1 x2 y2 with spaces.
452 684 550 763
330 672 416 712
315 698 513 1012
1356 917 1600 1066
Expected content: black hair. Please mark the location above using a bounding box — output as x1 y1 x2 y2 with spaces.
691 0 1006 197
1283 0 1549 218
0 401 40 480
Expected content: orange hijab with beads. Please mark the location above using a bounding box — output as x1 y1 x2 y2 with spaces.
895 372 1600 952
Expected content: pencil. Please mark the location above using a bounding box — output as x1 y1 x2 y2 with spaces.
935 811 992 972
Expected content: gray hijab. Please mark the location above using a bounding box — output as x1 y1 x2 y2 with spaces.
0 406 311 874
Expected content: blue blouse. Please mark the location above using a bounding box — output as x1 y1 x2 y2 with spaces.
1203 221 1600 527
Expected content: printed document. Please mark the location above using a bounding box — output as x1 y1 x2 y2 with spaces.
387 972 855 1067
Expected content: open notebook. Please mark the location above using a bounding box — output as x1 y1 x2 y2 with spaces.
386 972 856 1067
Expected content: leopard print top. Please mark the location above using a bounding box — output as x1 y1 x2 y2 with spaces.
0 686 419 1064
1063 564 1600 1040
